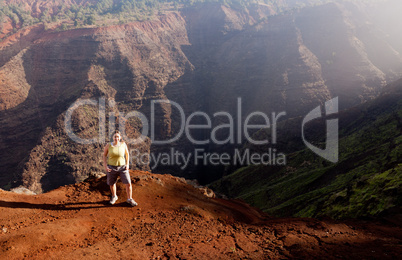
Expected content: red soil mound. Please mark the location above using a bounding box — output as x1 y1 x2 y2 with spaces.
0 170 401 259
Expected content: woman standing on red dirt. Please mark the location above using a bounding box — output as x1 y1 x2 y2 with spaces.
103 130 138 206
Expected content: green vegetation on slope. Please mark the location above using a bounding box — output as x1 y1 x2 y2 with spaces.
0 0 336 35
210 83 402 219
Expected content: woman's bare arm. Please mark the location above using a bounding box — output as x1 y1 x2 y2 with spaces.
125 143 130 170
103 144 111 172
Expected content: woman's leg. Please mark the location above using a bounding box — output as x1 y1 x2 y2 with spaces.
110 183 117 197
125 183 137 206
109 183 118 204
125 183 132 200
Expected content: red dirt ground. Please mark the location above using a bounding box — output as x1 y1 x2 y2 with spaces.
1 170 401 259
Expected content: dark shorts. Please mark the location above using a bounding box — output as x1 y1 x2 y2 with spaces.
107 165 131 186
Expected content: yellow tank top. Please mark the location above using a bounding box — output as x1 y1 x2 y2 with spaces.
107 142 127 166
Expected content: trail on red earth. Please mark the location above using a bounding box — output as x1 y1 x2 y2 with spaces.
1 170 401 259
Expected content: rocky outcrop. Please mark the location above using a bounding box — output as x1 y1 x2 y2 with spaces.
2 170 401 259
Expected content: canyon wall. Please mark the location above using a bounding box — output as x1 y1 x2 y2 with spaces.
0 12 192 193
0 1 401 192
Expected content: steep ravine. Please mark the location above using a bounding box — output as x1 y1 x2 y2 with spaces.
0 2 402 193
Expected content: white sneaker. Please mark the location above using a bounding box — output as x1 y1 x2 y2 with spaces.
127 198 138 206
109 196 118 205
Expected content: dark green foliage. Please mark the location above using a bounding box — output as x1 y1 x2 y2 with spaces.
85 14 96 25
96 0 114 14
210 84 402 219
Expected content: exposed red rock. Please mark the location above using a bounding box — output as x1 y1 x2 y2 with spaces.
1 170 401 259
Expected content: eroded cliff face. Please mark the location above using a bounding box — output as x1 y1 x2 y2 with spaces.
0 1 401 192
176 2 401 119
162 2 402 183
0 12 192 193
